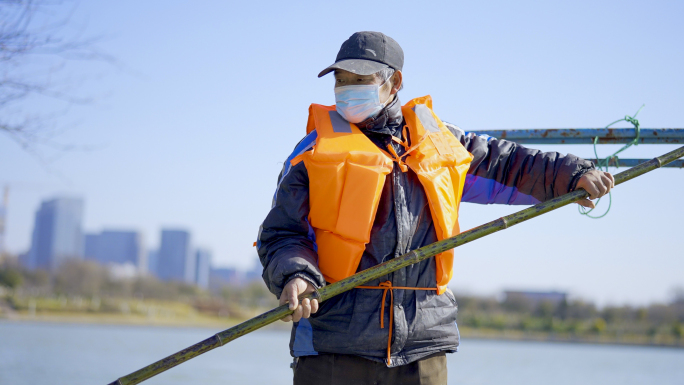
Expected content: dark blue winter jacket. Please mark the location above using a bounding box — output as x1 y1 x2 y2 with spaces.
257 97 594 367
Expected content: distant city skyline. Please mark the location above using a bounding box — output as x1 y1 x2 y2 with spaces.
22 196 221 288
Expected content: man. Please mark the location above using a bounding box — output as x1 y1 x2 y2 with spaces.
257 31 613 385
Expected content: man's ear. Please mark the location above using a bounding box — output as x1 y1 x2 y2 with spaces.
390 70 403 95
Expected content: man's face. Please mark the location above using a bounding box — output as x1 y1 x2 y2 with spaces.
333 69 393 103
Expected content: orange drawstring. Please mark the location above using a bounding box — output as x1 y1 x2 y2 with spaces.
356 281 437 365
402 126 410 151
400 128 429 157
384 145 408 172
382 128 429 173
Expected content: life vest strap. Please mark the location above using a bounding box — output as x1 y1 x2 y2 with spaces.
383 145 408 172
400 134 428 159
394 125 429 163
355 281 438 366
382 131 429 174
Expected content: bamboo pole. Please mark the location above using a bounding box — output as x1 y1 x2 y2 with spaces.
108 145 684 385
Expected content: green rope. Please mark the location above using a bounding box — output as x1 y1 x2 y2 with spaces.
578 105 645 219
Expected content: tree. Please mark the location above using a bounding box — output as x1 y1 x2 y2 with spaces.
591 318 607 334
0 266 22 288
0 0 112 158
53 259 107 296
671 287 684 305
501 293 534 314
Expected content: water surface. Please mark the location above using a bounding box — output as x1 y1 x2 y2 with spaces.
1 322 682 384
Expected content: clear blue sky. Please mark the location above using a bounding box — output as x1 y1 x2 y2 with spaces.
1 0 682 306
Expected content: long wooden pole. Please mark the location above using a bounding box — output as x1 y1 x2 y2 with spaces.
109 145 684 385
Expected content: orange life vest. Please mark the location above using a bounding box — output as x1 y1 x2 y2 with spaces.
292 95 473 295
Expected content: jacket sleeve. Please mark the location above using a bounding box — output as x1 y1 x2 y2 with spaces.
444 123 595 205
257 133 326 298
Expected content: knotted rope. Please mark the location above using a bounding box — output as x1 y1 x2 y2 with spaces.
578 105 645 219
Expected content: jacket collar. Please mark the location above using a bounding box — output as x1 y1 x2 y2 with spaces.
357 96 403 138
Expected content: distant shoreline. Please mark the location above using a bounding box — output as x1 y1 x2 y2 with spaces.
459 326 684 349
0 311 292 331
2 313 682 349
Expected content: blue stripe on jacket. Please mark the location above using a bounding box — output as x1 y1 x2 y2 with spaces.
256 130 317 251
265 131 320 356
293 318 318 356
461 131 539 205
461 174 540 205
273 130 318 204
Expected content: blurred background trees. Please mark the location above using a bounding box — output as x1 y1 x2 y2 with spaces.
455 291 684 344
0 253 681 344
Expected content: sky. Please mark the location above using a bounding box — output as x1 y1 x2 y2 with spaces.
1 0 682 306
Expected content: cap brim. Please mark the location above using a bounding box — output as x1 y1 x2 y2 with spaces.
317 59 389 78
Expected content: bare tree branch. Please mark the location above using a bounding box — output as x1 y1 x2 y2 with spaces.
0 0 113 166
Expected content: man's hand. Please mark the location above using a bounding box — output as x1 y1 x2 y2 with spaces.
575 169 615 209
280 277 319 323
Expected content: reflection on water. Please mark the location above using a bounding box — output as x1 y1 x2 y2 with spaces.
1 322 683 385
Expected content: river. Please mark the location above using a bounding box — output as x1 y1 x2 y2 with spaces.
1 322 682 384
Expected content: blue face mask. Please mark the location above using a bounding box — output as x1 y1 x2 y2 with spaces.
334 79 391 124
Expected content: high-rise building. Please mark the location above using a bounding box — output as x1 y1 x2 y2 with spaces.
157 229 194 283
147 249 159 277
83 233 99 261
195 249 211 289
245 257 263 282
83 230 146 273
209 267 239 291
28 197 84 271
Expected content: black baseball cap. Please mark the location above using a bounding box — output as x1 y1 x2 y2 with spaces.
318 31 404 78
